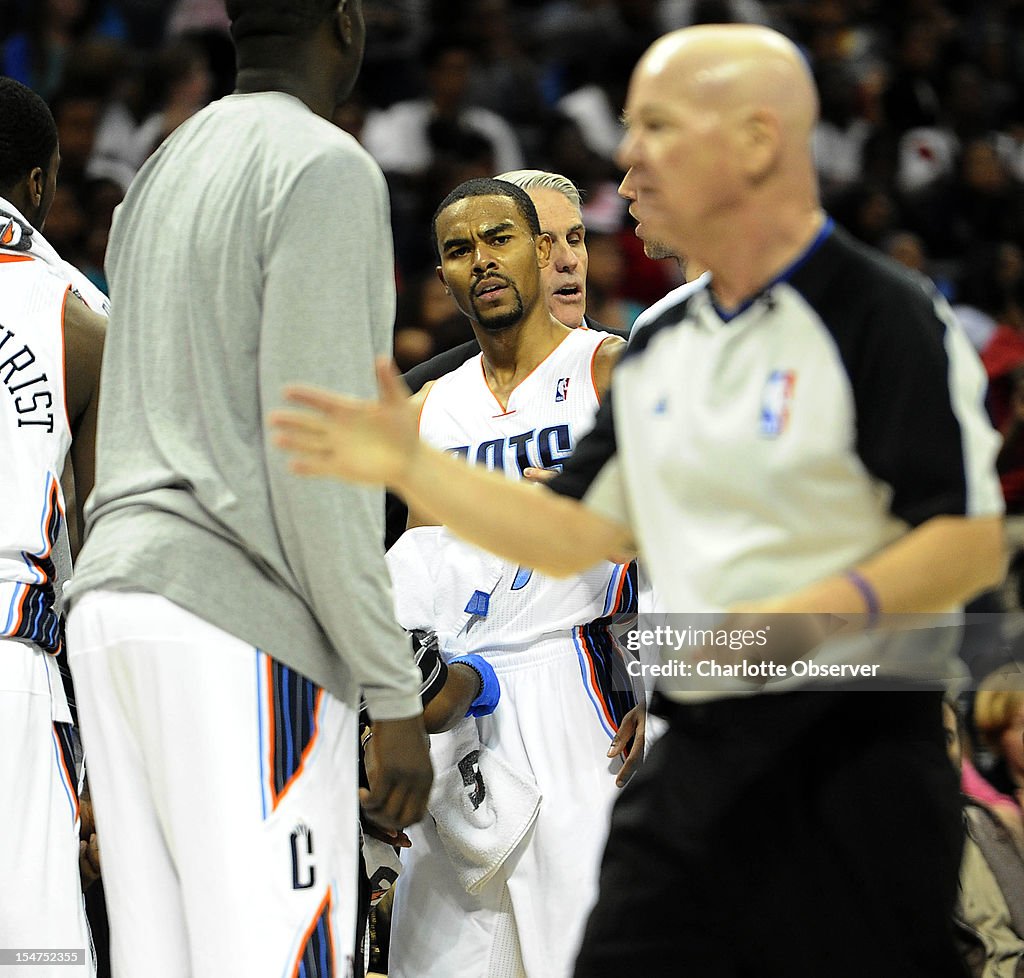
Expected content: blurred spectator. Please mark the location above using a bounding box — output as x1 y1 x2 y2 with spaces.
462 0 545 135
814 62 874 203
394 272 471 372
2 0 124 99
361 34 524 177
582 230 646 332
882 229 955 299
944 698 1024 978
947 139 1024 254
883 19 948 131
974 670 1024 810
86 36 213 190
979 251 1024 508
659 0 774 29
166 0 228 37
359 0 428 108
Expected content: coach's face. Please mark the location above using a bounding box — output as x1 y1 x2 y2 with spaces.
435 195 551 333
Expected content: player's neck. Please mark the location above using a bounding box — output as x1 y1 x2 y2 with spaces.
233 64 337 120
477 313 572 407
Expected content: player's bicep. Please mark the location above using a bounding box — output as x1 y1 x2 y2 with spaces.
63 293 105 429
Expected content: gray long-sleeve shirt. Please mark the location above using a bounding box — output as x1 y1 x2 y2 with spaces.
67 92 422 720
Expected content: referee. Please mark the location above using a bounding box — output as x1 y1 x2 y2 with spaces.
271 24 1005 978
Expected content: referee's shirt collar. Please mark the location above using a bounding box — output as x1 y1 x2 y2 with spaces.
705 216 835 325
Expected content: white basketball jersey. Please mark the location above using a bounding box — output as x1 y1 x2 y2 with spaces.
415 327 634 653
0 256 72 653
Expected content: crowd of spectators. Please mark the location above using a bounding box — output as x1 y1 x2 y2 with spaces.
5 0 1024 369
8 3 1024 975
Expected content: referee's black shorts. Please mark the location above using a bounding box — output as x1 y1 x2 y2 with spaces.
573 690 966 978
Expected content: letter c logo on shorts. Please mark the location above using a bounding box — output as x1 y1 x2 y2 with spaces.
290 824 316 890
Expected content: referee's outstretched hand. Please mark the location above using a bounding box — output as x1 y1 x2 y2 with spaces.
272 357 419 489
361 714 433 831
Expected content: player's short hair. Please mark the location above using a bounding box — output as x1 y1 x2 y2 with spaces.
0 77 58 192
495 169 583 212
226 0 341 44
432 178 542 258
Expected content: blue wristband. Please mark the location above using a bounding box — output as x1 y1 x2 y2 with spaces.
844 569 879 627
449 654 501 718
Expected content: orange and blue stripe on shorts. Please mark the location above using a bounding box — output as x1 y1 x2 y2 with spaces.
287 889 336 978
3 475 64 654
52 721 80 826
573 621 637 739
256 652 323 819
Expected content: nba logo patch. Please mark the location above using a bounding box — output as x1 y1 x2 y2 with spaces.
555 377 570 402
759 370 796 437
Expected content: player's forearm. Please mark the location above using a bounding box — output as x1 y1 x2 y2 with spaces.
420 663 480 733
395 445 629 576
775 515 1005 616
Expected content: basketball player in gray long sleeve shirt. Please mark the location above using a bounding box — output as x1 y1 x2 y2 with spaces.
64 1 431 973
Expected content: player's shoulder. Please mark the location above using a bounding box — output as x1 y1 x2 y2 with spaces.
0 252 70 297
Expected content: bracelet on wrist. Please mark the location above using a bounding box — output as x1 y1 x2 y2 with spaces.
844 569 879 627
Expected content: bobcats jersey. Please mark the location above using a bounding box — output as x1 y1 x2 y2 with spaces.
0 256 72 653
415 327 635 653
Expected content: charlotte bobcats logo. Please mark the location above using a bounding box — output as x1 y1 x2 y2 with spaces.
458 750 485 811
290 824 315 889
0 213 33 251
554 377 570 402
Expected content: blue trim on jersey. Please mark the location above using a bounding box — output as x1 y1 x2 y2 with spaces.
712 217 836 322
510 566 533 591
256 650 267 820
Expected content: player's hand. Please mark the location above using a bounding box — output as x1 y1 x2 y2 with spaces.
361 816 413 849
271 358 420 489
608 704 646 787
78 796 101 888
360 714 433 831
522 467 557 485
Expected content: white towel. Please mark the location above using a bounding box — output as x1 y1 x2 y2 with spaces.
426 718 541 895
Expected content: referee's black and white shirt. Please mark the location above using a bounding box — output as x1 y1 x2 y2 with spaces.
550 219 1004 696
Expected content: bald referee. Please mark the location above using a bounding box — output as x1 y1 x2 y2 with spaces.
271 24 1004 978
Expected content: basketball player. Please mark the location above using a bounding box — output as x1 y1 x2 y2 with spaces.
63 2 432 976
380 178 636 978
271 25 1004 978
0 77 105 974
